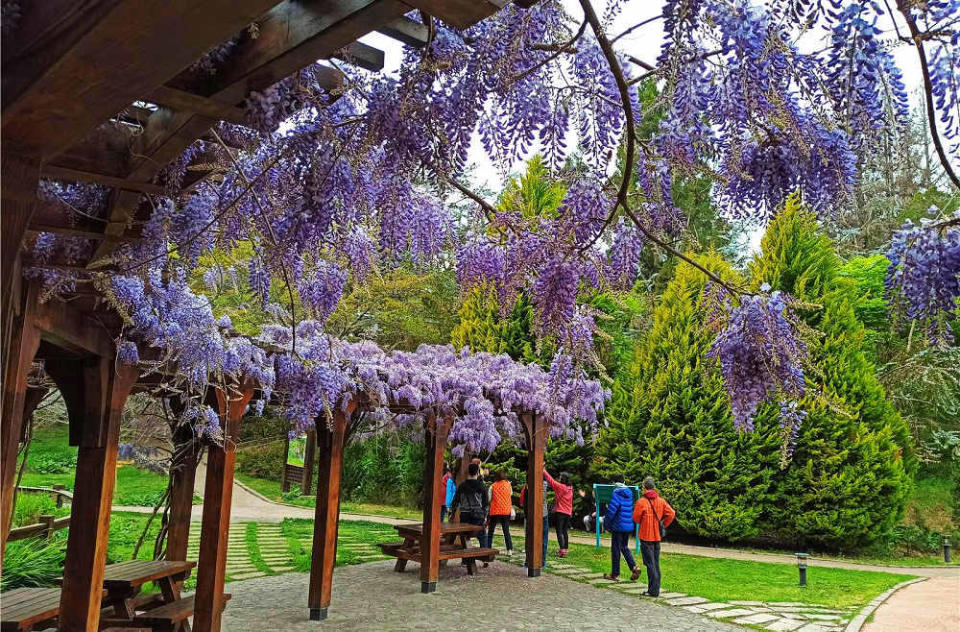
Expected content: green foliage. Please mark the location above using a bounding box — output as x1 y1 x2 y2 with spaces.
598 253 783 542
748 194 837 302
0 538 66 590
751 200 913 549
451 285 551 364
30 453 76 474
235 440 285 482
12 493 68 528
341 433 426 506
327 267 459 351
495 155 566 220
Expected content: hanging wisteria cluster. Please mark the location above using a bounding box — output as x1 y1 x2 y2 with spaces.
259 323 608 455
706 286 808 432
24 0 960 440
885 209 960 345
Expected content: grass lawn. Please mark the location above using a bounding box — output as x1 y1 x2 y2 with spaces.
279 518 399 572
18 423 172 507
235 473 421 520
510 536 911 609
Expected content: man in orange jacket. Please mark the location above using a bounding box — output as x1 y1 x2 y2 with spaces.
632 477 675 597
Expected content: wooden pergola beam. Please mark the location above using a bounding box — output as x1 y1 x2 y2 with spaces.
333 41 385 72
419 411 453 593
193 382 255 632
55 359 138 632
148 86 248 124
1 0 282 160
307 400 356 621
40 165 166 195
402 0 508 30
377 16 430 47
521 412 546 577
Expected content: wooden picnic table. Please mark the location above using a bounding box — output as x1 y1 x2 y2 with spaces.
91 559 196 631
378 521 497 576
0 586 105 631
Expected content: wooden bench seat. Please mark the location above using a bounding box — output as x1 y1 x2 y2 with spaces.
130 593 230 631
0 587 64 631
377 542 405 554
437 547 497 561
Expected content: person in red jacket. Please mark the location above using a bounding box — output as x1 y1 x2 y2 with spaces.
543 469 573 557
631 477 676 597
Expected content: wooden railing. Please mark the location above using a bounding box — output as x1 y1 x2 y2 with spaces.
8 515 71 542
8 485 74 542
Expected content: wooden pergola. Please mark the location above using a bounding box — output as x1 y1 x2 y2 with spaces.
304 397 549 620
0 2 513 631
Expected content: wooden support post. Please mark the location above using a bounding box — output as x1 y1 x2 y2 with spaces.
419 411 452 593
281 432 292 493
0 297 39 559
0 152 39 380
193 382 254 632
165 421 200 562
307 401 355 621
522 412 546 578
59 360 137 632
301 427 317 496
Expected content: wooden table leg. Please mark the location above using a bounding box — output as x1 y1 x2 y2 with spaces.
394 536 413 572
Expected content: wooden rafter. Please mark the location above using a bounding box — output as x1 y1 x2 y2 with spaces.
402 0 508 30
89 0 411 264
377 16 430 47
1 0 283 160
40 165 167 195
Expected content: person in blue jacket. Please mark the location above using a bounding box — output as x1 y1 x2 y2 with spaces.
603 474 641 581
441 464 456 522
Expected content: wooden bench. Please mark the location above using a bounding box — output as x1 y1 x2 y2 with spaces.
130 593 231 632
384 546 498 575
0 586 103 631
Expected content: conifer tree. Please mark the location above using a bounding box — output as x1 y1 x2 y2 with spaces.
752 197 913 548
598 253 783 541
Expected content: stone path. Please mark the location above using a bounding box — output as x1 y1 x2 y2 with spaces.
220 561 747 631
491 550 856 632
184 521 393 583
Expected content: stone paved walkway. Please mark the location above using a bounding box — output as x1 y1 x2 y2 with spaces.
184 521 392 582
219 561 747 631
495 551 854 632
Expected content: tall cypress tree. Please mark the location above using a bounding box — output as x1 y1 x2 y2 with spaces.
751 196 913 548
598 253 783 541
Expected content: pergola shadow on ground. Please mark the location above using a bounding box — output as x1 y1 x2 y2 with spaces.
303 397 550 620
221 561 747 632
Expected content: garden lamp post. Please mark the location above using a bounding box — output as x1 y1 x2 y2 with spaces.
796 553 809 587
943 534 951 563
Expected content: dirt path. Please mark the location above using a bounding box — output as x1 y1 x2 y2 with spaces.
862 575 960 632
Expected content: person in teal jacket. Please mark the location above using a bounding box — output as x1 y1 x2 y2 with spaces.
441 464 456 522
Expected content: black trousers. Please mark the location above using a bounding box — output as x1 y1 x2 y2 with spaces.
555 513 571 549
640 540 662 596
611 530 636 577
487 515 513 551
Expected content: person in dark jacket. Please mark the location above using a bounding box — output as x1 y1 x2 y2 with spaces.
603 474 641 581
450 463 489 549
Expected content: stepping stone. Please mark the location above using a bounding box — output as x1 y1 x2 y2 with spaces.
795 625 832 632
229 572 266 580
733 613 782 625
550 563 574 569
658 592 686 599
666 596 708 606
805 615 844 622
705 608 757 619
579 572 606 579
691 603 733 613
271 567 295 572
550 568 586 575
766 620 806 632
612 585 647 594
588 578 616 585
731 601 765 606
770 602 807 607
